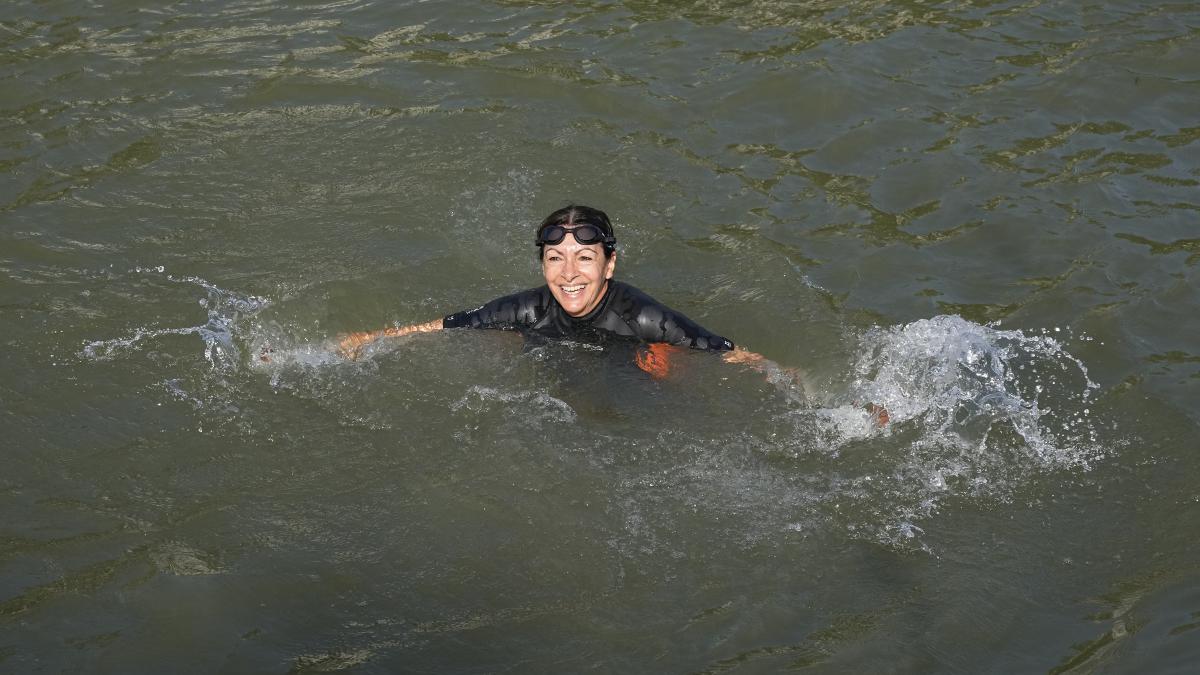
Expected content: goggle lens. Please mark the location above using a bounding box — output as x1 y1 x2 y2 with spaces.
536 224 612 246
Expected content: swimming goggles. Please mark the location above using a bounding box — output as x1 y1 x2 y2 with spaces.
536 223 615 247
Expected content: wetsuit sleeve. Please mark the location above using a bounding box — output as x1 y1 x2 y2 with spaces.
615 283 735 351
635 307 735 351
442 288 544 330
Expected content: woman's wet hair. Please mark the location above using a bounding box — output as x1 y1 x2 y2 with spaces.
537 205 616 259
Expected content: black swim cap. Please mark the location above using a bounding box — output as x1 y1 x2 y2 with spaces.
536 205 616 257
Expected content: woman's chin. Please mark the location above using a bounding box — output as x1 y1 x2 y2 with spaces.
561 300 587 315
557 294 592 316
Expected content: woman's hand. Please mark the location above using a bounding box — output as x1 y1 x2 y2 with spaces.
722 347 765 367
723 348 800 383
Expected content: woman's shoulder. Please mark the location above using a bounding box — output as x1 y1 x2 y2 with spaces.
607 279 734 350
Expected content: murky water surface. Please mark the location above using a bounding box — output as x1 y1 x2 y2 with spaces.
3 0 1199 672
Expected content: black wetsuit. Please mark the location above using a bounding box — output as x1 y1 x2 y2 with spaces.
442 280 734 351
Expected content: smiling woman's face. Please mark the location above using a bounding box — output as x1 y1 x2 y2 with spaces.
541 235 616 317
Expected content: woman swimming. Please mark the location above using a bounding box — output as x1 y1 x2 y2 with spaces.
338 205 766 368
336 204 887 424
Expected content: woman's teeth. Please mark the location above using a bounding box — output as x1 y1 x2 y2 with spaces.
562 284 584 295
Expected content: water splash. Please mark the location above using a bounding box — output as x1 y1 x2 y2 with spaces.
848 315 1100 461
80 266 269 369
801 314 1108 548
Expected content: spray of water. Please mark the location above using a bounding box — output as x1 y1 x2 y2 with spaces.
849 315 1100 459
80 266 269 369
786 315 1108 549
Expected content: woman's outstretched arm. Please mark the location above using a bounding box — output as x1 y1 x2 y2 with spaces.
337 319 443 359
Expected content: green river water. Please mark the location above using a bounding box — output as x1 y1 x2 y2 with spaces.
2 0 1199 672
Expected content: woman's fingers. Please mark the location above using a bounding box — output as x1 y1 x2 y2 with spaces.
722 348 764 366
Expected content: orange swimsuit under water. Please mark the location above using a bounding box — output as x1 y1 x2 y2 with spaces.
633 342 682 380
